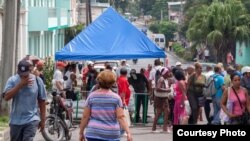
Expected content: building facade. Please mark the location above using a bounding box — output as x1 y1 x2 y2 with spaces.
77 0 110 24
236 42 250 66
27 0 77 59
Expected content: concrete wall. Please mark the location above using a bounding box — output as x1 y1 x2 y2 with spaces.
236 41 250 66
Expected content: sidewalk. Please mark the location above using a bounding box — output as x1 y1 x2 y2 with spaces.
0 127 10 141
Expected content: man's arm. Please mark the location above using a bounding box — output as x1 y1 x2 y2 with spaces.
4 76 30 101
38 99 46 131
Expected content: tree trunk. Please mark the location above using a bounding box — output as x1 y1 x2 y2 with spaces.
0 0 19 116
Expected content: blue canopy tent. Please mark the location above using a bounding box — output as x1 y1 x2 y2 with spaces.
55 7 166 61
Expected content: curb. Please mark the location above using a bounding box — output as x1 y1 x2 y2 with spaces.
0 127 10 141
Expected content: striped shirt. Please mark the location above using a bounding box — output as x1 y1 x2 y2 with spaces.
84 91 123 140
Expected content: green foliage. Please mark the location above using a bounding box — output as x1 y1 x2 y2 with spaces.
0 116 9 127
139 0 156 15
43 57 54 91
114 0 129 14
65 24 85 45
149 20 178 44
172 43 185 56
172 42 193 61
150 0 168 20
187 0 250 63
149 23 160 33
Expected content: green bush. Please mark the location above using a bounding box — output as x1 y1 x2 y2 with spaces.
172 42 192 60
0 116 9 127
43 57 54 91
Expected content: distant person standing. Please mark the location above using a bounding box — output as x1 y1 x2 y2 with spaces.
227 52 234 65
204 48 210 62
118 68 131 106
2 60 47 141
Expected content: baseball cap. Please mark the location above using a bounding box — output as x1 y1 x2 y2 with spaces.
175 62 182 66
86 61 94 66
17 60 30 76
242 66 250 74
56 61 66 68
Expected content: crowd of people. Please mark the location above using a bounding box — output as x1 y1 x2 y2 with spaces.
2 56 250 141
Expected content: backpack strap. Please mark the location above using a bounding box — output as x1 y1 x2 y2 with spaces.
232 87 243 110
36 76 40 99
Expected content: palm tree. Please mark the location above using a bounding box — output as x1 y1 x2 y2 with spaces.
187 0 250 64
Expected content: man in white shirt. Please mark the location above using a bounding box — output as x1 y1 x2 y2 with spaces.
204 48 210 62
148 59 162 100
52 61 66 97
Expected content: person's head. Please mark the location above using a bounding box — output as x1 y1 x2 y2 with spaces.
174 69 186 81
175 62 182 69
226 66 235 75
187 65 195 75
97 70 116 89
194 62 202 74
140 68 145 74
36 61 44 71
231 72 242 88
235 64 241 71
206 65 213 72
217 63 224 71
214 65 221 74
105 64 112 71
56 61 66 71
147 64 152 70
86 61 94 69
154 59 161 66
17 60 31 79
121 60 126 66
161 67 171 79
241 66 250 78
120 68 127 76
130 69 136 75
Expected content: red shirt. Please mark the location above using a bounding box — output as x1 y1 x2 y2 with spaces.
82 67 89 84
117 76 131 106
144 69 151 80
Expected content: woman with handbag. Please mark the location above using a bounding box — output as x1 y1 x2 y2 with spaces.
221 72 250 125
173 69 190 125
152 67 172 133
187 62 206 124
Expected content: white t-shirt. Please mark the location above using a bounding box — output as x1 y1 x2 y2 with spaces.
52 69 64 92
64 71 73 89
149 65 162 88
204 49 209 57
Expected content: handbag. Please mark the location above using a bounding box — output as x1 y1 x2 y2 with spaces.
220 87 233 124
124 106 131 127
232 87 250 125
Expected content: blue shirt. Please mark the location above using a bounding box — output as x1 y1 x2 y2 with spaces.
213 74 224 98
3 74 47 125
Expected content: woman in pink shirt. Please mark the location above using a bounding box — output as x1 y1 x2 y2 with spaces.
173 69 189 125
221 73 250 125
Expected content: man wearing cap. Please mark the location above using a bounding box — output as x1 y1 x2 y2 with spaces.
116 60 131 78
175 62 182 70
2 60 47 141
241 66 250 99
52 61 66 96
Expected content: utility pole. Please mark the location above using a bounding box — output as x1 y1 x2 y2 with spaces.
85 0 92 26
86 0 89 25
0 0 20 115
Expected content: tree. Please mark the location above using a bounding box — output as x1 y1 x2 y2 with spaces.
65 24 85 44
139 0 156 15
187 0 250 64
149 20 178 45
150 0 168 20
